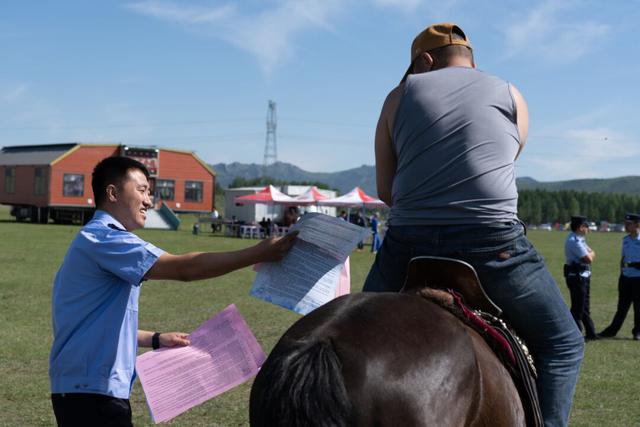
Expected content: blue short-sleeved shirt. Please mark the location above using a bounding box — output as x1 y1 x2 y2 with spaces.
622 234 640 278
564 232 591 278
49 210 164 398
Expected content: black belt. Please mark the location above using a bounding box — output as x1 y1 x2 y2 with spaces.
564 263 589 277
624 262 640 269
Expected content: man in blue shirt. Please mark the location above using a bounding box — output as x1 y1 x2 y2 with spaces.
599 213 640 340
50 156 297 426
370 213 381 253
564 215 597 340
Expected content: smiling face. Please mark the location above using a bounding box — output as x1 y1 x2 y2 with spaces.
106 169 152 231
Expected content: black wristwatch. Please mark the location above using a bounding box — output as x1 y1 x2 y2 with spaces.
152 332 161 350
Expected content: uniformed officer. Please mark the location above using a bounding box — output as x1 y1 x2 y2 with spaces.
564 215 598 340
599 213 640 340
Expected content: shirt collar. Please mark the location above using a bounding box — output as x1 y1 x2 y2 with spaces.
92 210 128 232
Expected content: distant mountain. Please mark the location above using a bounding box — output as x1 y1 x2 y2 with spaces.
210 162 640 196
211 161 377 195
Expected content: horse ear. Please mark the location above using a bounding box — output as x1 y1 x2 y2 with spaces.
400 256 502 317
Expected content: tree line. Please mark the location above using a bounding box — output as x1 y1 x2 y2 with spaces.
518 189 640 225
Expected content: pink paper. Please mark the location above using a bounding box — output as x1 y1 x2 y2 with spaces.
135 304 265 424
335 257 351 297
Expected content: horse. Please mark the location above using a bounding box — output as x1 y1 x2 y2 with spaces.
249 257 527 427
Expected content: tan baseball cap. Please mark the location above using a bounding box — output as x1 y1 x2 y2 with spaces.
401 23 472 82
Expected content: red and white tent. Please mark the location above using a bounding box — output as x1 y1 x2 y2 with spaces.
318 187 387 209
234 185 297 205
292 186 329 205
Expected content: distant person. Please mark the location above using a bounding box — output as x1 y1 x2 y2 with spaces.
564 215 598 340
354 211 366 250
363 21 583 425
49 156 297 427
338 210 348 221
284 207 299 227
259 217 268 237
599 213 640 340
370 213 381 253
266 218 273 238
211 208 221 232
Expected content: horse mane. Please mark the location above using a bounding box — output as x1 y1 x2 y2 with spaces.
250 337 353 427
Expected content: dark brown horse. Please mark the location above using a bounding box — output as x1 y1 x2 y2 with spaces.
249 288 525 426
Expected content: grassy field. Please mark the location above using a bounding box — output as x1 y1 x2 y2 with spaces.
1 205 639 426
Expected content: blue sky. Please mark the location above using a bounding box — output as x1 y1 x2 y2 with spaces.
1 0 638 181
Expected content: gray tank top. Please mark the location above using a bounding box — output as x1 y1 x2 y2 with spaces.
390 67 520 226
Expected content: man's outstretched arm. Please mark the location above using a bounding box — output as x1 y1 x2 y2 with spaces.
145 232 298 282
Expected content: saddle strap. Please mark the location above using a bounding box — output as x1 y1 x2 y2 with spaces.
447 289 542 427
478 312 544 427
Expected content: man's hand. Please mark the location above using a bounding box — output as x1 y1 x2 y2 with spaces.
252 231 299 263
159 332 190 348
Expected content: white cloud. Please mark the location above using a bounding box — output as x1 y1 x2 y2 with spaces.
125 0 445 75
520 127 639 180
562 128 638 160
125 0 344 75
125 1 234 24
503 0 609 64
3 83 29 102
372 0 422 12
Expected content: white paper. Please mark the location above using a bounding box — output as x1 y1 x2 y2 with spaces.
251 213 369 315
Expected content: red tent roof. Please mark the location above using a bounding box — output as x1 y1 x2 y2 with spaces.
318 187 387 208
233 185 297 204
292 186 329 205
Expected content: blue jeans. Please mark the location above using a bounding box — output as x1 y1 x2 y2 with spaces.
363 222 584 427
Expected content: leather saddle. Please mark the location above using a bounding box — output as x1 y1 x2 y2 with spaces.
400 256 502 317
400 256 543 427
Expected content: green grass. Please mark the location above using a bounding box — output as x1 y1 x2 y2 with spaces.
1 204 639 426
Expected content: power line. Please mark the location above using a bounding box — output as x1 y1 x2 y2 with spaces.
0 118 263 132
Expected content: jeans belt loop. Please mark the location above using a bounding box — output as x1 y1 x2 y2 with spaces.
516 218 527 236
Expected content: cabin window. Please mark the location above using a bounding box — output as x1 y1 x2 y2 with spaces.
4 167 16 194
63 173 84 197
185 181 203 202
156 179 175 201
34 167 46 195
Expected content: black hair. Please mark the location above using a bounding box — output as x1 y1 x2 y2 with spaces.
92 156 150 207
570 219 587 232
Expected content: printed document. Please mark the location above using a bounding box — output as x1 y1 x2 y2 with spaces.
250 213 369 315
136 304 265 424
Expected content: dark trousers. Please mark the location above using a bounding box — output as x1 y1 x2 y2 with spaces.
601 274 640 336
51 393 133 427
566 274 597 338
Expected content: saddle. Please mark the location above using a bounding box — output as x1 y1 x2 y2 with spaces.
400 256 543 427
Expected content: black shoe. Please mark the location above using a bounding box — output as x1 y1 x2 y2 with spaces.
585 335 599 342
597 331 615 338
